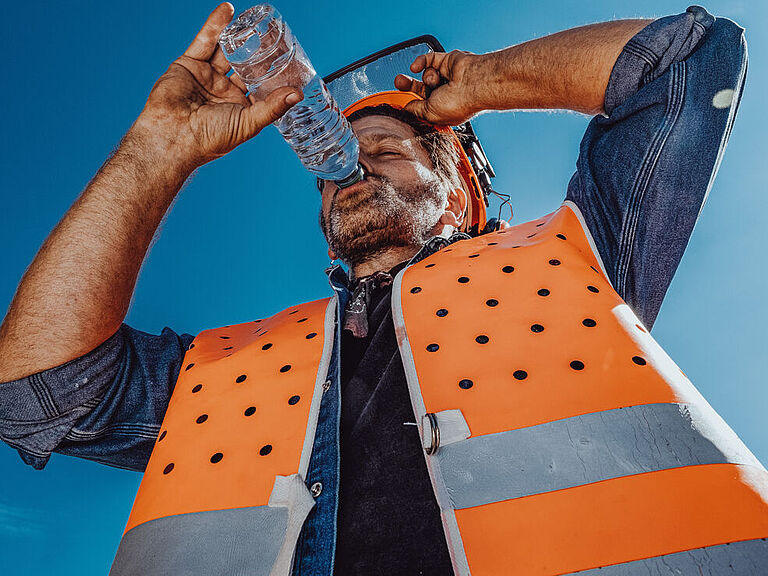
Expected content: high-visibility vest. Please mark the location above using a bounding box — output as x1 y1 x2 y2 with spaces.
110 202 768 575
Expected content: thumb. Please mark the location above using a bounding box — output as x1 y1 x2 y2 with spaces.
242 86 303 138
403 98 433 123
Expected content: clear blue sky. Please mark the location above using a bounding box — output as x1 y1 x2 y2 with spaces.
0 1 765 573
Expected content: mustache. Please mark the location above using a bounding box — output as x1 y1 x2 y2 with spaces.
331 173 391 207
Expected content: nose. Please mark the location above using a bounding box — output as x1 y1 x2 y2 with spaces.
355 151 374 180
318 154 373 194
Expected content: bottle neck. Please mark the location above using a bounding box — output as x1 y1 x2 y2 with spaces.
333 163 365 189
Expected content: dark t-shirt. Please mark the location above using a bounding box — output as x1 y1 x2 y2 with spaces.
335 269 453 575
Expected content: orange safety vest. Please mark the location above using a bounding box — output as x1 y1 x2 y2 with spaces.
110 202 768 575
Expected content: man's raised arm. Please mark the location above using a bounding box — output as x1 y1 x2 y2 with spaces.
0 3 301 383
394 17 654 123
397 6 747 328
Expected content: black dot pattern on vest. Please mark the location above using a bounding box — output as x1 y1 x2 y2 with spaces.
158 430 167 442
458 276 470 283
210 452 223 463
549 259 561 266
223 346 233 350
582 318 597 327
587 285 600 293
459 379 474 389
486 299 499 307
219 336 230 339
469 254 479 258
436 308 449 317
411 286 422 294
280 365 291 373
236 374 247 383
513 370 528 380
244 406 256 416
632 356 647 366
192 384 202 393
475 335 489 344
502 266 514 273
297 318 308 323
425 263 436 268
426 343 440 352
185 363 195 371
530 324 545 333
556 234 567 240
537 288 550 297
196 414 208 424
262 343 272 350
163 463 174 475
260 445 273 456
570 360 585 371
306 332 317 339
288 395 301 405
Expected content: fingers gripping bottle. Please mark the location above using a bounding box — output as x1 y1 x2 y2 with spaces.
219 4 364 188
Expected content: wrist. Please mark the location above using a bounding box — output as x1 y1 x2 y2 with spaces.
467 52 508 113
130 112 201 177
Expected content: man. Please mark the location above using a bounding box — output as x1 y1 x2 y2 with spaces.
0 2 761 575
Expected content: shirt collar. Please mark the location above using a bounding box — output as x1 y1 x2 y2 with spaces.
324 230 471 287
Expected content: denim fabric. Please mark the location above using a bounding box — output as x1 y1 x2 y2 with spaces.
0 6 748 574
291 266 348 576
566 6 747 329
0 324 193 470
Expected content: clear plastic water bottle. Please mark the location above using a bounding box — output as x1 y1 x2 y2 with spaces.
219 4 364 188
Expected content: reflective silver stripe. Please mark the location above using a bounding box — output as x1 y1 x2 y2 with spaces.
298 296 338 479
110 505 288 576
563 538 768 575
439 403 752 510
110 474 314 576
391 266 471 576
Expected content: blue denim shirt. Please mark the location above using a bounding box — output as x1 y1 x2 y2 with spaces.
0 6 747 575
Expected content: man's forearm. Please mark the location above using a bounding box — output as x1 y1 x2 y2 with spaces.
0 119 193 382
474 19 653 115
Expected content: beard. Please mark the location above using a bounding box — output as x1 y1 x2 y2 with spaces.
320 172 446 269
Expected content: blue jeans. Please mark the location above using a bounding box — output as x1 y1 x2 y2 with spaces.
0 6 748 575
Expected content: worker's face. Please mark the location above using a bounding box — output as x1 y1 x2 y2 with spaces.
319 115 447 268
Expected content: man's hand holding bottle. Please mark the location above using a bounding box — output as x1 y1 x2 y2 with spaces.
133 2 303 173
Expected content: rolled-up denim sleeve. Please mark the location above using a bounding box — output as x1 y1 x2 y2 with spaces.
0 324 193 471
565 5 748 329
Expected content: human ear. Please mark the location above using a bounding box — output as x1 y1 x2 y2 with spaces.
439 187 468 227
